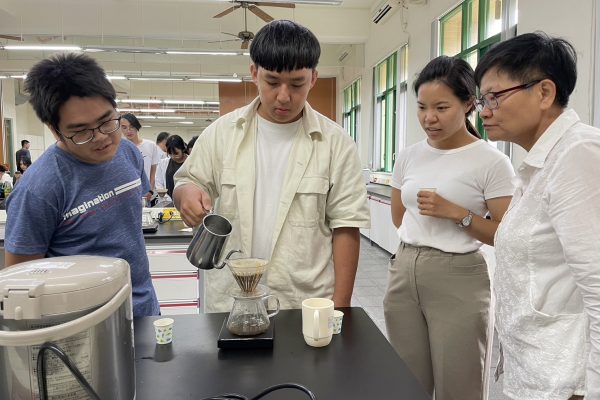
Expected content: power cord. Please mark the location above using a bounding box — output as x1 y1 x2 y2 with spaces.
201 383 317 400
35 342 315 400
37 342 101 400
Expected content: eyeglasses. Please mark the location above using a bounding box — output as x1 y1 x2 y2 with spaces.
56 116 122 145
474 80 543 112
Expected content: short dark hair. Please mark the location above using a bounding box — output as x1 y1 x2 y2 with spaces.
21 140 30 147
250 20 320 72
156 131 170 144
20 157 32 168
121 113 142 131
414 56 480 138
0 165 6 173
166 135 187 156
24 53 116 130
474 32 577 108
187 135 199 151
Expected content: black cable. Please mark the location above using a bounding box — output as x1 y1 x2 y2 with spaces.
201 382 316 400
37 342 102 400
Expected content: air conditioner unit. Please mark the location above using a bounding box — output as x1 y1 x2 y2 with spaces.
371 0 400 24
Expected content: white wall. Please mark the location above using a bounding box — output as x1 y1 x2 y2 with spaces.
338 0 597 172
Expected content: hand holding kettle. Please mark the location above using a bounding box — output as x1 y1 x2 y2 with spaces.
173 183 213 227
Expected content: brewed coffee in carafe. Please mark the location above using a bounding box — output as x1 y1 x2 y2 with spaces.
226 258 279 336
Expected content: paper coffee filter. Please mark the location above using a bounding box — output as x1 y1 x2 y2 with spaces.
227 258 268 293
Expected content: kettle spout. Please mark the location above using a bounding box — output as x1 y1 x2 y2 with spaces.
214 249 243 269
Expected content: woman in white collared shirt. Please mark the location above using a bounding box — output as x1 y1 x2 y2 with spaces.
475 32 599 400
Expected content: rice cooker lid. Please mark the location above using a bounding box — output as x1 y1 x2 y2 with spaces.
0 255 129 320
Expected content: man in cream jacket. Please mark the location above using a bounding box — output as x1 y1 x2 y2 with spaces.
174 20 369 312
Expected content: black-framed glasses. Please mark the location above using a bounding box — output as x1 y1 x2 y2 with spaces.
56 116 122 145
474 80 543 112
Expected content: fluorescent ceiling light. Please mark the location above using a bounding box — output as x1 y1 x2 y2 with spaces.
106 75 126 80
2 45 82 51
128 77 185 81
10 74 26 79
163 100 205 105
178 121 194 125
142 125 153 128
188 78 242 83
166 50 241 56
117 99 162 104
0 75 8 79
137 116 156 119
157 116 185 120
117 108 176 113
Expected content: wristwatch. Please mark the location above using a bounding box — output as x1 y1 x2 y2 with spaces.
457 210 473 228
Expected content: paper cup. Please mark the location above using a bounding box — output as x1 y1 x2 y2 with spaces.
153 318 174 345
332 310 344 334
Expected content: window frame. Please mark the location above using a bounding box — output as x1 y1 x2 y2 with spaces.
342 78 361 142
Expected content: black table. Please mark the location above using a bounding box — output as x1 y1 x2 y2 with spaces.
143 220 193 245
134 308 430 400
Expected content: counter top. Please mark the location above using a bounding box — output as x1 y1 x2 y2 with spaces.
144 220 193 240
366 183 392 199
134 308 429 400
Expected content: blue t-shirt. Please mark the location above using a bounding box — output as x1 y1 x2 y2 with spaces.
5 139 159 317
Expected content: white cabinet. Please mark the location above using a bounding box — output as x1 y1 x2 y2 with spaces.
364 195 400 255
146 245 203 315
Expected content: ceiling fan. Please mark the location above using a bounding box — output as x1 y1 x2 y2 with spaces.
214 1 295 23
215 1 293 49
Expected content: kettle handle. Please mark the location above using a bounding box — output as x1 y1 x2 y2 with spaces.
263 295 280 319
0 284 131 347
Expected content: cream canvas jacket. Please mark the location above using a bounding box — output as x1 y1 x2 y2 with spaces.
175 98 370 312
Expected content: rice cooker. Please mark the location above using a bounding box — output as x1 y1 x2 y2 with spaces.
0 255 135 400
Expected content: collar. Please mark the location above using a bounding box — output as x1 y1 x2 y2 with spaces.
522 108 580 169
234 97 323 139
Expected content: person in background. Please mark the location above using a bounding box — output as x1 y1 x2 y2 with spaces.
0 165 12 186
12 171 22 187
120 113 161 201
383 56 514 400
156 135 188 199
15 139 30 173
187 135 198 152
174 19 369 312
474 32 599 400
19 156 32 173
3 53 159 317
156 131 170 159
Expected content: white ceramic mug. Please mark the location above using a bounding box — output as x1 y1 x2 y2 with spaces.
302 298 334 347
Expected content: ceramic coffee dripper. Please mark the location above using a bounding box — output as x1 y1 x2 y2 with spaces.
186 213 241 269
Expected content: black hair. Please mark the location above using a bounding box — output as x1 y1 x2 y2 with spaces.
21 140 29 147
474 32 577 108
187 135 199 151
156 131 170 144
166 135 187 155
121 113 142 131
24 53 116 130
20 157 32 168
0 165 6 173
414 56 480 138
250 20 320 72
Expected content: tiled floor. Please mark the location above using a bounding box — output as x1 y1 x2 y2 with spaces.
354 236 510 400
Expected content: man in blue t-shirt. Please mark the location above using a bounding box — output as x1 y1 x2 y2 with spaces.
4 53 159 317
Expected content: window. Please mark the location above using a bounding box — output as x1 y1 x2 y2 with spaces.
342 79 360 141
439 0 507 139
372 46 408 173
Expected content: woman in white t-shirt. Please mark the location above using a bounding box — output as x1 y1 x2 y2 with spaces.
383 56 514 400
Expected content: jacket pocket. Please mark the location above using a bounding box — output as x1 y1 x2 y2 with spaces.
288 176 329 228
218 168 238 218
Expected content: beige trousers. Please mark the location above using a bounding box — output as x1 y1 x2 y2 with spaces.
383 243 491 400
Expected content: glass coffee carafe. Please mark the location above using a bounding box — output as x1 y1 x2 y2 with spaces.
226 284 279 336
226 258 280 336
